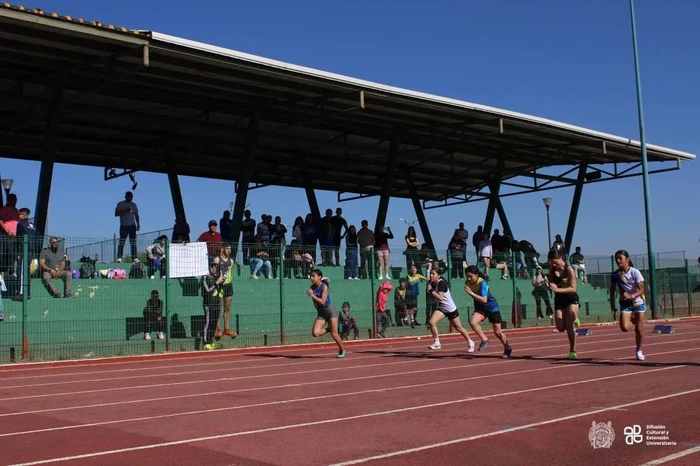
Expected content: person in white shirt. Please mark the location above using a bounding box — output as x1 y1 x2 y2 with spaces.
115 191 140 263
609 249 647 361
425 267 475 353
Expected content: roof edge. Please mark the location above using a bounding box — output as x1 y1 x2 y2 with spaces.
150 31 695 162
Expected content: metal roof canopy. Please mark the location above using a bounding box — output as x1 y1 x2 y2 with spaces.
0 5 695 210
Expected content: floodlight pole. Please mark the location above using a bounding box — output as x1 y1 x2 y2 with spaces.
630 0 658 319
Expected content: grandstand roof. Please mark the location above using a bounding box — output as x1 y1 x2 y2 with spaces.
0 3 695 204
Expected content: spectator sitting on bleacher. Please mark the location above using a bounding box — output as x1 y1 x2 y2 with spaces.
146 235 167 279
143 290 164 340
569 246 587 283
39 237 73 298
250 240 273 279
339 301 359 340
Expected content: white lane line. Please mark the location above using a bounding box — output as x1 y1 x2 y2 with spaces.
7 365 694 465
2 345 694 438
0 342 694 437
639 446 700 465
1 335 696 409
330 388 700 466
0 325 625 383
0 325 578 377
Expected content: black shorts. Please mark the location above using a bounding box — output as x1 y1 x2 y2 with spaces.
554 292 579 309
438 309 460 321
474 309 503 324
222 283 234 298
407 295 418 309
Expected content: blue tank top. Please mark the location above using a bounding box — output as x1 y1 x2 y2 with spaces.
311 282 331 310
466 278 499 313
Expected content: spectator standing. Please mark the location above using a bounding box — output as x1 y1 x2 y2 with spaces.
197 220 223 261
115 191 140 263
14 207 41 300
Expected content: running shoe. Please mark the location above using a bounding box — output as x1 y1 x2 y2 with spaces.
214 329 223 341
503 344 512 359
223 329 238 338
467 340 475 353
478 340 489 351
574 318 581 328
428 342 441 350
337 350 346 359
636 350 645 361
568 351 577 360
203 343 215 351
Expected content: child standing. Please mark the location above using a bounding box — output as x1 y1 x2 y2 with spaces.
339 302 359 340
375 281 393 337
143 290 165 340
202 261 224 350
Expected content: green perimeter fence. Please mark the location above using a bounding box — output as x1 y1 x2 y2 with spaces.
1 234 698 363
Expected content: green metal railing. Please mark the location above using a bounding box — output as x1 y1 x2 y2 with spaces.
0 235 697 364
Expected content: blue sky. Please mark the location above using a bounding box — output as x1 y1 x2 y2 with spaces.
3 0 699 260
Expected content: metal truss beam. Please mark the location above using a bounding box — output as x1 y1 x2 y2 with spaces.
234 182 268 193
337 192 377 203
422 160 680 210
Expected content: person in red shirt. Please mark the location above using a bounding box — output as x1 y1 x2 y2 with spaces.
375 281 393 337
0 193 20 275
197 220 223 260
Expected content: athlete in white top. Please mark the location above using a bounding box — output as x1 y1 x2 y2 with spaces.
426 267 475 352
609 249 646 361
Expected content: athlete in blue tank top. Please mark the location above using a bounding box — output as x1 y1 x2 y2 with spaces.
307 269 345 358
465 265 512 358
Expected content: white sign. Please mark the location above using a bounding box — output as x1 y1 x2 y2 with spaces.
168 242 208 278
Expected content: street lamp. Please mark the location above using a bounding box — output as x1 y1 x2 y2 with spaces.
1 179 14 197
542 197 552 251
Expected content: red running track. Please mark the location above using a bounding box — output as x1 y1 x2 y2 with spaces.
0 319 699 466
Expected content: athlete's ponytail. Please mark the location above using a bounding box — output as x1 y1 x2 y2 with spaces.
465 265 488 281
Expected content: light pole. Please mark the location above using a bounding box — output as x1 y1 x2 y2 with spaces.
629 0 658 319
1 178 13 199
542 197 552 251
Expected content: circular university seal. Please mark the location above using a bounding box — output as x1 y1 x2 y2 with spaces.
589 421 615 449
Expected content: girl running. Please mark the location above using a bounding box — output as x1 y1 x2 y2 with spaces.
609 250 646 361
465 265 512 358
426 267 475 352
547 249 581 359
307 269 345 358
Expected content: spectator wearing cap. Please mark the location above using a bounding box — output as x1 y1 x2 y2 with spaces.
13 207 42 300
197 220 223 262
339 302 359 340
115 191 140 263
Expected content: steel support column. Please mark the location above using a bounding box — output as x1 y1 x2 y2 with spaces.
34 73 64 237
406 172 435 252
374 136 400 233
483 179 501 234
564 164 587 256
229 111 260 247
493 194 513 238
304 182 321 224
168 171 186 222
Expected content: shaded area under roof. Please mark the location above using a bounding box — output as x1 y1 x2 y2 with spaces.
0 3 694 204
